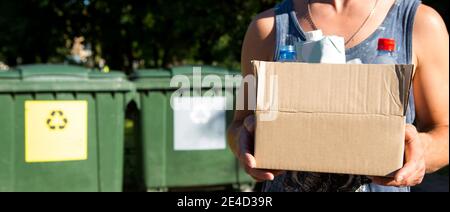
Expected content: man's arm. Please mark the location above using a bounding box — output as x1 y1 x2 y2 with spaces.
359 4 448 187
227 9 285 182
413 5 449 173
227 9 275 157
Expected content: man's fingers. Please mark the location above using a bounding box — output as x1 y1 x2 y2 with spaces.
405 170 424 186
238 128 254 157
243 115 256 133
403 163 426 186
240 116 281 182
372 165 425 187
397 124 425 184
240 153 281 182
243 153 257 169
405 124 419 144
270 170 286 177
371 177 403 187
395 162 417 183
370 125 426 187
404 125 422 159
247 168 275 182
404 125 424 160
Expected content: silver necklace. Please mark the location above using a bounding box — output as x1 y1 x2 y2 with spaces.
306 0 379 46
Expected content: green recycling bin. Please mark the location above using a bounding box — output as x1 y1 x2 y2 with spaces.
0 64 134 192
131 66 253 191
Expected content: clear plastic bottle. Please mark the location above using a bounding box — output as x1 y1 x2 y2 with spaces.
279 34 297 62
372 38 397 64
279 45 297 62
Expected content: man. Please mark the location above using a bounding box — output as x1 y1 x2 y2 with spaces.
228 0 449 192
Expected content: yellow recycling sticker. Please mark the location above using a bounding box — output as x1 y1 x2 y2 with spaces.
25 101 88 163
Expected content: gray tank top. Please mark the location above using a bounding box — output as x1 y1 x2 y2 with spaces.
265 0 421 192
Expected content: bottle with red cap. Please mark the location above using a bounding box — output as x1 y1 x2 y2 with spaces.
372 38 397 64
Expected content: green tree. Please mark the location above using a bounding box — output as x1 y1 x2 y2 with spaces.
0 0 447 72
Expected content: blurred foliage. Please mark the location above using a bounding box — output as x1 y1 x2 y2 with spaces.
0 0 277 72
0 0 448 72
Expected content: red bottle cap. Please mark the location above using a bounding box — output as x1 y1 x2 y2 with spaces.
378 38 396 52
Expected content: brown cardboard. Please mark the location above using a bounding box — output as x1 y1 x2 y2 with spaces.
252 61 413 177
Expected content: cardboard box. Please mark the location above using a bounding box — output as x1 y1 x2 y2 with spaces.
253 61 413 177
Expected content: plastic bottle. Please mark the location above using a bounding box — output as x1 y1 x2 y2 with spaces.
372 38 397 64
279 34 297 62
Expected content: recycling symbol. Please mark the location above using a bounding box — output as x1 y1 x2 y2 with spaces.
190 110 211 124
46 110 68 130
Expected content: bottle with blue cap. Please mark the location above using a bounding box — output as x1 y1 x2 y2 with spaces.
279 34 298 62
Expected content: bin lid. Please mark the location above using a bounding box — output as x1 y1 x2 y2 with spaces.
130 69 172 90
0 64 135 93
131 66 232 91
130 69 171 79
17 64 89 79
171 65 229 76
228 69 241 76
89 71 127 80
0 71 20 79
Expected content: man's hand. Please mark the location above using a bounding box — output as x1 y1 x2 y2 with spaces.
371 125 427 187
238 115 285 182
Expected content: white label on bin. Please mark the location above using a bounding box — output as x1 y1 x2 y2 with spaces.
173 97 226 151
25 101 88 163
